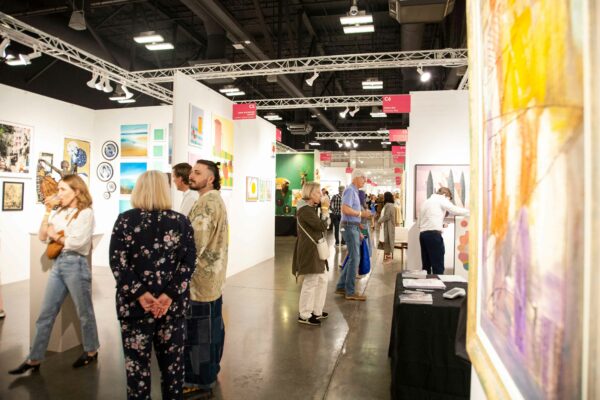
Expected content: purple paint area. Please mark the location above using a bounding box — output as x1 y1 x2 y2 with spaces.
539 317 555 392
513 208 530 354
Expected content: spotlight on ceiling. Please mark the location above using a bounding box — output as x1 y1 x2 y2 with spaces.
264 113 282 121
145 42 174 51
370 106 387 118
341 1 374 34
336 140 343 148
339 107 350 119
68 9 86 31
343 24 375 34
417 66 431 82
6 49 41 66
102 76 113 93
344 140 351 148
134 31 164 44
225 90 245 97
118 99 136 104
309 141 320 146
109 84 134 101
352 140 358 148
219 86 240 93
305 71 319 86
0 37 10 58
349 106 360 117
86 70 99 88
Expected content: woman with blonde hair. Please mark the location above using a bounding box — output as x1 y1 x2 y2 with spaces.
109 170 196 399
9 174 99 374
292 181 329 326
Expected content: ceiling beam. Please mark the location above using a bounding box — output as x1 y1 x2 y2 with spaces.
237 95 384 110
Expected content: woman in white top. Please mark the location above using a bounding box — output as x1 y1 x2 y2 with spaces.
9 175 99 375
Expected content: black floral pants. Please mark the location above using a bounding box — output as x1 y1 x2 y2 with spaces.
120 315 185 400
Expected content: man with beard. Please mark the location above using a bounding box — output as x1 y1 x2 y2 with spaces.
184 160 229 397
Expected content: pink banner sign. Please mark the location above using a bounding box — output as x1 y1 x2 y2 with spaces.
382 95 411 114
393 155 406 164
233 103 257 120
391 145 406 156
345 167 353 173
394 167 403 174
396 176 402 185
275 128 282 142
320 152 332 162
389 129 408 142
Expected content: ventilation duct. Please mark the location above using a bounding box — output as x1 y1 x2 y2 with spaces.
389 0 455 24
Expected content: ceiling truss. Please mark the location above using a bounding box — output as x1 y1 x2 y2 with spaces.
241 95 385 110
316 131 390 140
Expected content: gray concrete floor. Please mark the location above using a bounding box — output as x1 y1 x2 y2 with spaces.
0 235 404 399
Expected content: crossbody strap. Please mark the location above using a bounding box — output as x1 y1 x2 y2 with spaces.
297 219 326 246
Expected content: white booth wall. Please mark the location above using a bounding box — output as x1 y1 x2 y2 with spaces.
172 73 275 277
405 90 470 271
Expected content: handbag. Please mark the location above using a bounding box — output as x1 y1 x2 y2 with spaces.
341 240 371 275
45 209 81 259
297 220 329 261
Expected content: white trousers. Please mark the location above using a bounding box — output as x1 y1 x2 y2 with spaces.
298 272 328 319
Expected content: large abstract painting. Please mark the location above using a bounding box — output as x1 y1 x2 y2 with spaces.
466 0 585 398
212 114 234 189
120 124 148 157
413 164 469 219
0 121 32 176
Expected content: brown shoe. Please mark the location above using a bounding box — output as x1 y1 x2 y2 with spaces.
335 289 346 295
345 293 367 301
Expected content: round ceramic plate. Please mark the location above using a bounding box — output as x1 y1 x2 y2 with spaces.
101 141 119 161
97 162 114 182
106 181 117 193
103 192 111 200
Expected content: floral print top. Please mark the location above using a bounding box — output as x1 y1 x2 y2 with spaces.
109 209 196 320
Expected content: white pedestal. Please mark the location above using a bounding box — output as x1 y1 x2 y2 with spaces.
29 233 103 353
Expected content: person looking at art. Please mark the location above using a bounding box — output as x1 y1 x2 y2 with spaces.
293 182 329 326
335 170 371 301
320 188 331 229
172 162 199 217
418 187 469 274
378 192 397 263
184 160 229 397
9 175 99 375
109 171 196 400
329 186 345 246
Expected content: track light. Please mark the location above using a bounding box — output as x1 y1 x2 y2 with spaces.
352 140 358 148
5 49 41 66
336 140 343 148
109 84 134 101
102 76 113 93
87 71 99 88
370 106 387 118
0 38 9 58
68 10 86 31
339 107 350 119
305 71 319 86
344 140 351 148
417 66 431 82
349 106 360 117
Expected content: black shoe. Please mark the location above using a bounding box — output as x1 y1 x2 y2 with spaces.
8 362 40 375
298 315 321 326
0 309 5 319
312 312 328 320
72 352 98 368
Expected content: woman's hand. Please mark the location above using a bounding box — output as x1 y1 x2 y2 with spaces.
152 294 173 319
138 292 158 312
44 195 60 212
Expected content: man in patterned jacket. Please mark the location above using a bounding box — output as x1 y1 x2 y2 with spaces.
184 159 229 397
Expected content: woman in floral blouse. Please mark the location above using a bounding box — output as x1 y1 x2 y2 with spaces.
109 171 196 400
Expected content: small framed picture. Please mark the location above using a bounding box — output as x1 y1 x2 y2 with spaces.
153 128 165 141
152 144 164 158
2 181 24 211
106 181 117 193
101 141 119 161
97 162 114 182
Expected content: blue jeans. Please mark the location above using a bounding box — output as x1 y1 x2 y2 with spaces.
336 225 360 295
29 252 99 361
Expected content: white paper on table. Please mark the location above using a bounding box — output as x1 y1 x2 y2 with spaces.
403 278 447 290
437 275 468 283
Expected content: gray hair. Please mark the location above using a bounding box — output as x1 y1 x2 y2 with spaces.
351 169 366 180
338 185 345 193
301 181 320 200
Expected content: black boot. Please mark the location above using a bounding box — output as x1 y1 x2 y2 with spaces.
8 361 40 375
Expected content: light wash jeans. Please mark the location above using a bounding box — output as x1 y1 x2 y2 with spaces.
336 225 360 295
29 251 99 361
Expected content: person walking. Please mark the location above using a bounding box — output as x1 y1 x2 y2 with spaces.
9 175 99 374
319 188 331 229
172 162 199 217
109 171 196 400
293 182 329 326
378 192 397 262
329 186 344 246
184 160 229 397
335 170 371 301
418 187 469 274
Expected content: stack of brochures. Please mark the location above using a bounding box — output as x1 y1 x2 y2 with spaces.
403 278 447 290
402 270 427 279
399 291 433 304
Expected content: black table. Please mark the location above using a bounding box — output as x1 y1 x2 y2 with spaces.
275 215 297 236
388 273 471 400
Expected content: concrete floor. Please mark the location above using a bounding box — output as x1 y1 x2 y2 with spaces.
0 235 404 399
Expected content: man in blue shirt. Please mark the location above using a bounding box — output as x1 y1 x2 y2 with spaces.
335 170 371 300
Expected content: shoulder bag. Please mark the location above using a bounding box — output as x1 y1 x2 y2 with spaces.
297 220 329 261
46 209 81 259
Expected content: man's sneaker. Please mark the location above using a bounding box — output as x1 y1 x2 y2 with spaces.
345 293 367 301
298 315 321 326
312 312 328 320
335 288 346 295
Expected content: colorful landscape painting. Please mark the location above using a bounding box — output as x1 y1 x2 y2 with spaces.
0 121 32 176
413 164 469 218
120 162 147 194
212 114 234 189
120 124 148 157
189 104 204 148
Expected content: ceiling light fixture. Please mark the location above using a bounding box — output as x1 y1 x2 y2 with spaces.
336 140 343 148
349 106 360 117
145 42 174 51
68 3 86 31
309 141 320 146
225 91 245 97
0 37 9 58
109 84 134 101
370 106 387 118
118 99 136 104
305 71 319 86
352 140 358 149
417 66 431 82
340 14 374 25
362 79 383 90
339 107 350 119
102 76 113 93
343 24 375 34
232 43 245 50
382 140 391 145
134 31 164 44
86 70 99 88
219 86 240 93
264 113 282 121
344 140 351 148
6 49 42 66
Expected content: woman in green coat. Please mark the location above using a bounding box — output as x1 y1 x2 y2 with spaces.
292 182 329 326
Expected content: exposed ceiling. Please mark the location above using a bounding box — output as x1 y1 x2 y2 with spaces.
0 0 467 151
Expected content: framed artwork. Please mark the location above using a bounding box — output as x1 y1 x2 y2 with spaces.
36 152 58 203
189 104 204 148
63 138 91 185
152 144 164 158
466 0 589 398
266 180 272 202
119 199 131 213
101 141 119 161
168 123 173 165
212 114 234 189
106 181 117 193
120 124 148 157
120 162 146 195
38 152 54 174
150 160 165 171
153 128 165 142
453 216 469 280
2 181 24 211
0 121 32 177
246 176 258 202
96 162 114 182
413 164 469 219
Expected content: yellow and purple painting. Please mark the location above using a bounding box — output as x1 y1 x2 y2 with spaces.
477 0 584 398
212 114 234 189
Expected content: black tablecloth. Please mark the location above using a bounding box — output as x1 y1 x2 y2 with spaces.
275 216 297 236
388 273 471 400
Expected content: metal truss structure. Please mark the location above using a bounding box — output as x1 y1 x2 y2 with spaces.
458 69 469 90
241 95 384 110
329 151 392 160
275 142 297 153
136 48 468 82
0 12 173 104
316 131 390 140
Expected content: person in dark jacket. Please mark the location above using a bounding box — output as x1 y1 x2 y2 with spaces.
292 182 329 326
109 171 196 400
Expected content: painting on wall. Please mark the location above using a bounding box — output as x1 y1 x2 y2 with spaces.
246 176 258 202
119 199 132 213
275 153 314 216
168 123 173 165
266 180 272 202
2 181 24 211
120 124 148 157
454 216 469 280
413 164 469 219
152 144 164 158
212 114 234 189
0 121 32 176
466 0 586 398
63 138 91 185
120 162 147 194
189 104 204 148
153 128 165 142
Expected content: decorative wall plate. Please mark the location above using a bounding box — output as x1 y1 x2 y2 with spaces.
97 162 114 182
101 141 119 161
106 181 117 193
103 192 111 199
